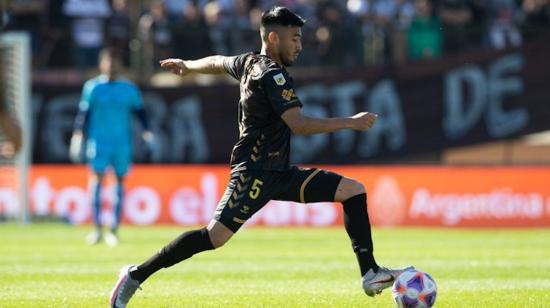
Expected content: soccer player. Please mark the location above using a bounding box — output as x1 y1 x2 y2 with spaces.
0 44 22 158
70 48 154 247
110 7 412 307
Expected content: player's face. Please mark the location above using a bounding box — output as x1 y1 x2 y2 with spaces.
99 56 121 76
277 26 302 66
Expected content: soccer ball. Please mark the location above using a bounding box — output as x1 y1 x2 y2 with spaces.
391 269 437 308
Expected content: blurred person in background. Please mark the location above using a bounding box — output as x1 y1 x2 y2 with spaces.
138 0 173 78
229 0 259 55
373 0 415 65
203 1 232 55
42 0 72 68
0 3 22 158
69 48 154 246
521 0 550 39
487 0 522 49
437 0 486 53
407 0 443 61
62 0 111 71
346 0 385 65
172 1 213 60
4 0 47 67
163 0 208 23
106 0 131 66
315 1 361 67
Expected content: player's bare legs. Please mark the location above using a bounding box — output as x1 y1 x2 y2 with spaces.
334 177 413 297
206 219 235 248
87 172 104 245
105 175 125 247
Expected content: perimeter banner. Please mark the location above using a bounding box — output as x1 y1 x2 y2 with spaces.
31 35 550 164
1 166 549 228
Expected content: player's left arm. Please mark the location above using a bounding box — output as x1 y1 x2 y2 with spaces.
129 85 154 146
262 70 378 135
281 107 377 136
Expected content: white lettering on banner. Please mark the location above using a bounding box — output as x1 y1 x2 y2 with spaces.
410 188 544 225
125 187 161 225
292 204 308 225
370 175 406 227
292 79 406 161
0 188 18 217
444 65 486 139
54 187 89 224
38 92 210 164
201 173 218 222
291 84 330 163
99 186 115 226
358 79 405 158
169 172 218 225
258 201 293 226
331 81 366 155
246 201 338 227
486 54 527 138
309 203 338 226
168 96 210 163
170 188 202 225
444 53 526 140
31 177 55 215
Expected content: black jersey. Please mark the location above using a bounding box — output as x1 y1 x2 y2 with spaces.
223 52 302 171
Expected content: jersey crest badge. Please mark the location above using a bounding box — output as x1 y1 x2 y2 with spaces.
273 73 286 86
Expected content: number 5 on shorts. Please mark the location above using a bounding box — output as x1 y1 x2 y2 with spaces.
249 179 264 199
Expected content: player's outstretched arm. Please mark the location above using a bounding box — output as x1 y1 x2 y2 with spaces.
281 107 378 136
159 56 227 76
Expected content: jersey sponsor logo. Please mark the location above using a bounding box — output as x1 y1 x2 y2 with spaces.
273 73 286 85
281 89 296 101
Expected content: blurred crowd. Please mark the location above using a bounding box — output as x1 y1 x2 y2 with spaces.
4 0 550 78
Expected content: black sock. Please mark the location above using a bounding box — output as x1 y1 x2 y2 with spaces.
130 228 214 283
342 193 379 276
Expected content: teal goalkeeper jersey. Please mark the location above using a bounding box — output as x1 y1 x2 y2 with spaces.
79 75 144 147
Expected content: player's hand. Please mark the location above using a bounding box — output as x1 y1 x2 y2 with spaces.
0 142 16 159
69 131 83 163
159 58 189 76
350 112 378 131
142 130 156 152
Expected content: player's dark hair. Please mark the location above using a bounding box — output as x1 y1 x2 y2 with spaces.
261 6 305 28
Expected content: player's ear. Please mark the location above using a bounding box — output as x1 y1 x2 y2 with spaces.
267 31 279 45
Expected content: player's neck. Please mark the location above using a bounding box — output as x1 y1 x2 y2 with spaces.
261 47 284 68
106 74 118 82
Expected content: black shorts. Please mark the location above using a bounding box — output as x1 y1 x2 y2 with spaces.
214 166 342 232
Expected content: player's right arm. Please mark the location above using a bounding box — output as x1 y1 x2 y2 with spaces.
160 56 226 76
160 53 248 79
70 80 94 162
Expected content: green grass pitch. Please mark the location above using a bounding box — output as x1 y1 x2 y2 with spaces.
1 224 550 307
